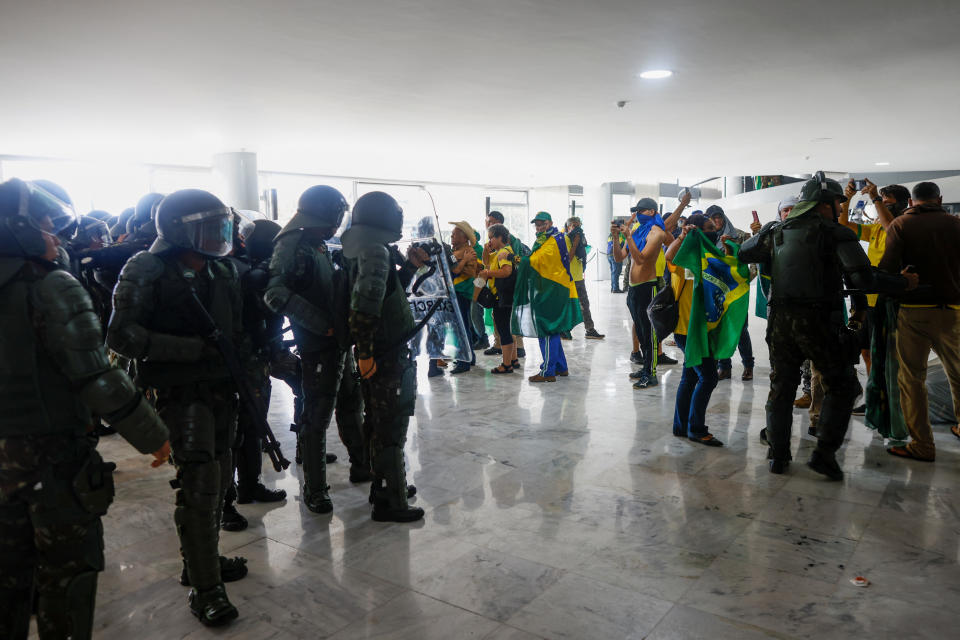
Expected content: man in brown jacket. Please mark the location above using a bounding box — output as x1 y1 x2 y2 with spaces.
879 181 960 461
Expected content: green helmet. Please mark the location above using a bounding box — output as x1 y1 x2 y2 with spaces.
790 172 848 218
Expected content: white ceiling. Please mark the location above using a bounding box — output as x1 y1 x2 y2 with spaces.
2 0 959 185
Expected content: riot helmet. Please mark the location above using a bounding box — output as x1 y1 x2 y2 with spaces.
74 216 112 249
86 209 112 223
151 189 233 257
790 171 847 218
340 191 403 258
111 207 134 238
243 219 281 263
280 185 349 239
0 178 77 259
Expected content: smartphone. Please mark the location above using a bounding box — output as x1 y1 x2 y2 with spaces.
751 211 760 224
853 179 867 191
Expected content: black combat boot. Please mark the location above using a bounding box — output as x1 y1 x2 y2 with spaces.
371 446 424 522
348 445 374 483
188 583 238 627
302 431 333 513
181 556 248 586
237 483 287 504
807 449 844 481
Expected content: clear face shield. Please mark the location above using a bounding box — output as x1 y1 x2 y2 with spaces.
180 208 234 257
20 180 77 236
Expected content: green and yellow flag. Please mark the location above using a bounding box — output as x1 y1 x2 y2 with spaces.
672 229 750 367
511 228 582 336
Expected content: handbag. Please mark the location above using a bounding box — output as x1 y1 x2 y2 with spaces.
647 276 685 339
476 285 497 309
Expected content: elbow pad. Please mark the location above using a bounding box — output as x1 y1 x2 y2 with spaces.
351 245 390 317
80 368 168 452
112 396 169 454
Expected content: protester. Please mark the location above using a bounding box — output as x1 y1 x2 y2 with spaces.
479 223 519 373
707 205 756 381
666 215 724 446
482 211 526 357
449 221 480 374
512 212 582 382
607 228 624 292
565 216 604 339
839 179 910 415
879 181 960 462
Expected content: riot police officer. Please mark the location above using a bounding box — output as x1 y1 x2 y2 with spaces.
228 219 288 506
107 189 247 626
0 178 170 640
740 173 917 479
341 191 425 522
264 185 369 515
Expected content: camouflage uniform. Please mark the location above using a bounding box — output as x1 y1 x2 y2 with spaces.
0 258 167 640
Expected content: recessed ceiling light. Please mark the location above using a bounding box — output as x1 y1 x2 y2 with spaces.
875 161 890 166
638 69 673 79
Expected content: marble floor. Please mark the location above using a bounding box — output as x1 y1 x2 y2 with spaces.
65 286 960 639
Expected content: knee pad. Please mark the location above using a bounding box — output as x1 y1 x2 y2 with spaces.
177 461 221 511
175 402 217 463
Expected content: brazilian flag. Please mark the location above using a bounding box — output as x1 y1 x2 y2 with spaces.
672 229 751 367
511 229 583 336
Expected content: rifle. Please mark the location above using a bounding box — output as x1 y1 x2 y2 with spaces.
186 287 291 471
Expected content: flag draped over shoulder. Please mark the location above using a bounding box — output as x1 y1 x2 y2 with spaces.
511 228 582 337
672 229 751 367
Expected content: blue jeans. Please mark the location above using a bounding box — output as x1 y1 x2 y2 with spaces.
673 334 719 438
719 317 754 371
538 335 567 376
455 294 477 365
608 255 623 291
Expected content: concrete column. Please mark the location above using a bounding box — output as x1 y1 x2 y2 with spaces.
212 151 259 211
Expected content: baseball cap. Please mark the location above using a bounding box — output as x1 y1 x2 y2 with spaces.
630 198 658 213
705 205 725 218
530 211 552 223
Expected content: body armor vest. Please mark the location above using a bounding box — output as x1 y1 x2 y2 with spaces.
770 213 844 308
0 260 89 437
137 255 238 387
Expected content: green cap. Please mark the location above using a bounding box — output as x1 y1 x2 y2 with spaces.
531 211 552 223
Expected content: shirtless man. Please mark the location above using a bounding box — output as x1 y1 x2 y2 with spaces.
613 197 670 389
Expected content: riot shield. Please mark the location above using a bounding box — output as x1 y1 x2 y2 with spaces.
402 204 474 364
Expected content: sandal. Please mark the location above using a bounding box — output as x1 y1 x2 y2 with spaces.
886 445 934 462
511 359 520 368
491 364 514 375
951 425 960 441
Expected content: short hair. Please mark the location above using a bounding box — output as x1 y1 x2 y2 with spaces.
487 210 504 224
566 216 581 227
880 184 910 206
912 182 940 202
488 223 510 243
686 213 709 229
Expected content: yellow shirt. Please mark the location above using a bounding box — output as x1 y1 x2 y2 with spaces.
668 262 694 336
485 246 515 296
858 223 886 307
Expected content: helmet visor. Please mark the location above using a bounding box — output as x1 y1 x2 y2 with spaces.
181 208 234 257
21 181 76 235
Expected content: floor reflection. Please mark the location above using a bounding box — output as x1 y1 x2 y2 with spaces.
84 287 960 640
